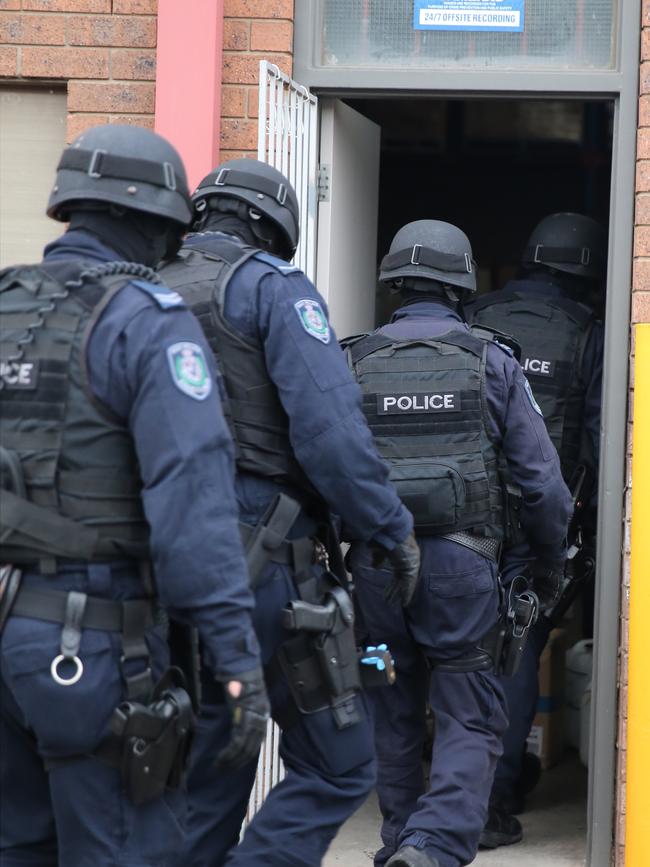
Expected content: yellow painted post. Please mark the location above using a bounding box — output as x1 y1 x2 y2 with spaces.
627 324 650 864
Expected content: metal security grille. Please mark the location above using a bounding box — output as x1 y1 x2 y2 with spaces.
258 60 319 281
243 716 284 824
320 0 616 70
241 63 318 826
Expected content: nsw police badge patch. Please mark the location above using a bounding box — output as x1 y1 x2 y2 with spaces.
523 377 543 416
166 342 212 401
294 299 330 344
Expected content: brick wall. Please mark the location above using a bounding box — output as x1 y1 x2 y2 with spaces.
615 2 650 862
0 0 158 141
220 0 294 160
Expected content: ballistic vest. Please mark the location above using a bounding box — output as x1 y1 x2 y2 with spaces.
345 328 504 537
469 286 596 481
0 261 150 566
160 237 311 492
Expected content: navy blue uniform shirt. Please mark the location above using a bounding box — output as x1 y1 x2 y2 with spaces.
184 231 413 549
42 230 261 680
380 299 573 563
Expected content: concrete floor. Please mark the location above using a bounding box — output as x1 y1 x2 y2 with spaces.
324 752 587 867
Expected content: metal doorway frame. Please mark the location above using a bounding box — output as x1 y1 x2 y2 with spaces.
294 2 641 863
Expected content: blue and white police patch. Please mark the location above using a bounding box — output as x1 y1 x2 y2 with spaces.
523 377 543 416
294 299 330 344
166 342 212 400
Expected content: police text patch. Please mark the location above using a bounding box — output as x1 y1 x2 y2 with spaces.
522 357 556 378
0 360 39 390
166 342 212 401
377 392 461 414
294 299 330 344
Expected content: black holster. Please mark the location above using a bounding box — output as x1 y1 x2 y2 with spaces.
482 575 539 677
279 586 362 730
106 668 194 806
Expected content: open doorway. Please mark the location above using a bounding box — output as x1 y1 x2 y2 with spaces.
322 95 613 866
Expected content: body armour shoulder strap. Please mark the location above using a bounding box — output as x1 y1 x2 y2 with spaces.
348 329 504 538
469 287 596 480
0 261 150 566
163 239 314 494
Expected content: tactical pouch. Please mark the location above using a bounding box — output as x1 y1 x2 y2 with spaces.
108 668 194 806
279 586 362 730
388 459 465 531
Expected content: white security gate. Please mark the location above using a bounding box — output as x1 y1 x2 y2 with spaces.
257 61 319 281
242 63 319 825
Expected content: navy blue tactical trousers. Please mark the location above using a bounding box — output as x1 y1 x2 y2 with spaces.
491 614 553 806
0 564 182 867
351 538 508 867
184 559 376 867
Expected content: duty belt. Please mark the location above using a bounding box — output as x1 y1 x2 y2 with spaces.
11 584 157 700
440 531 501 562
11 586 155 632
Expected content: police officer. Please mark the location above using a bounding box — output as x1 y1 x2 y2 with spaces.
0 126 268 867
344 220 573 867
158 159 420 867
468 212 605 848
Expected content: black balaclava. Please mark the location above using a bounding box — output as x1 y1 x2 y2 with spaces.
68 206 184 267
399 278 465 316
195 198 289 259
525 267 603 314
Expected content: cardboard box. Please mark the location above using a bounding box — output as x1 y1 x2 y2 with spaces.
525 628 567 770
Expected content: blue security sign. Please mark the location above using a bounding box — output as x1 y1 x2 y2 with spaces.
414 0 525 32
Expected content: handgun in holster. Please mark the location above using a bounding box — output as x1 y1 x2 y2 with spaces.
108 667 194 806
279 585 363 730
500 577 539 677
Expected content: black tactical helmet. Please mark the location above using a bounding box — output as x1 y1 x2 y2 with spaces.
379 220 477 293
47 124 192 227
192 159 300 259
522 212 607 281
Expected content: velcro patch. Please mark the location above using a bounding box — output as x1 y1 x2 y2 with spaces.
166 342 212 400
377 392 461 414
0 360 39 390
522 357 556 378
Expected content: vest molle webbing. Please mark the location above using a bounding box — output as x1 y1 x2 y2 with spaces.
470 288 595 480
0 261 150 565
346 329 504 538
162 238 312 494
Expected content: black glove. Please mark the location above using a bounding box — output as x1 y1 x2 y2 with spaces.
530 560 565 610
372 531 421 608
214 668 270 771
